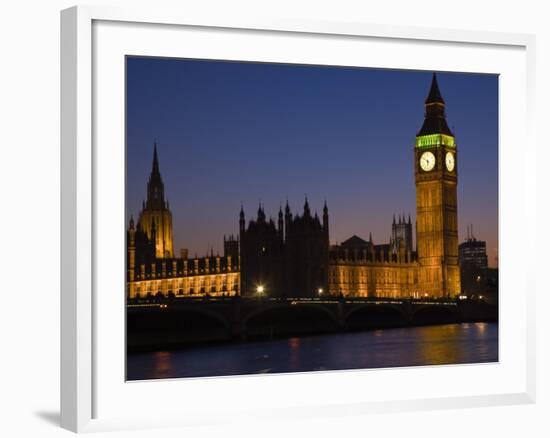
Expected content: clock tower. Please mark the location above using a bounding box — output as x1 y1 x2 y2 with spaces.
414 73 460 298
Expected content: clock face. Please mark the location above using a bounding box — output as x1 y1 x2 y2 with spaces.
445 152 455 172
419 151 436 172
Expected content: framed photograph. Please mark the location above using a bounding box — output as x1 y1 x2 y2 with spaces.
61 5 536 433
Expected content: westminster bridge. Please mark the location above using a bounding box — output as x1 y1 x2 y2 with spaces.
127 296 497 351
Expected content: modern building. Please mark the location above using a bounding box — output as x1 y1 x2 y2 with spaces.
459 231 496 299
459 231 489 270
127 73 462 299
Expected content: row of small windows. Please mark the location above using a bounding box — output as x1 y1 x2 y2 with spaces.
333 288 406 299
137 266 235 279
136 277 238 286
329 270 415 284
135 283 239 296
132 274 239 292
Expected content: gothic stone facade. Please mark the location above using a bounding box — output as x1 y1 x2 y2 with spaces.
238 200 329 298
127 219 240 298
127 73 460 299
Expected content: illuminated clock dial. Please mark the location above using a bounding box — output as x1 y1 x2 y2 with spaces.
419 151 436 172
445 152 455 172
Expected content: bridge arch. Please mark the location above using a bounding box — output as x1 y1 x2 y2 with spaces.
343 304 407 330
242 302 340 339
126 305 233 349
410 304 458 326
173 306 232 330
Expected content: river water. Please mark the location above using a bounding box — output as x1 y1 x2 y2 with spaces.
126 322 498 380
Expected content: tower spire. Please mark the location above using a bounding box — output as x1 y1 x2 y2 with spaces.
239 203 245 233
426 72 444 104
303 195 311 217
257 201 265 222
152 140 160 175
417 73 453 137
145 141 166 210
278 204 284 240
322 200 329 237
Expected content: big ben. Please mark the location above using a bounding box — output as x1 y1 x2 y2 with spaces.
415 73 460 298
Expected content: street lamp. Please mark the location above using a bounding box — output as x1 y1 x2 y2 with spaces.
318 288 323 296
256 285 265 296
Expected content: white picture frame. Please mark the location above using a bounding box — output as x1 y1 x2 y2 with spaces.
60 5 536 433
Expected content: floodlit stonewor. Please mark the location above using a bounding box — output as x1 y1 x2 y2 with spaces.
127 74 461 300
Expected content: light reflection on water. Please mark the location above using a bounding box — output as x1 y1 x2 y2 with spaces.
127 323 498 381
152 351 173 379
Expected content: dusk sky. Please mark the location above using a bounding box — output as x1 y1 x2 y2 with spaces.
126 57 498 267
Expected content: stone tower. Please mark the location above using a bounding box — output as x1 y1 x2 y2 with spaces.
391 213 413 255
414 73 460 298
284 198 329 298
137 143 174 258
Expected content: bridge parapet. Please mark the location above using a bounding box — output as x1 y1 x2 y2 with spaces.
128 296 461 330
127 296 494 350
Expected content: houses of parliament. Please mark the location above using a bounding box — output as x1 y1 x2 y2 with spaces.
127 74 460 300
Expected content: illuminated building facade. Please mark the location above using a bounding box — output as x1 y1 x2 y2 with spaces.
326 73 460 298
127 73 461 299
328 234 418 298
126 147 240 299
127 219 240 298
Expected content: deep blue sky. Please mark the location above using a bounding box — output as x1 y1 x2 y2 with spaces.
126 57 498 267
